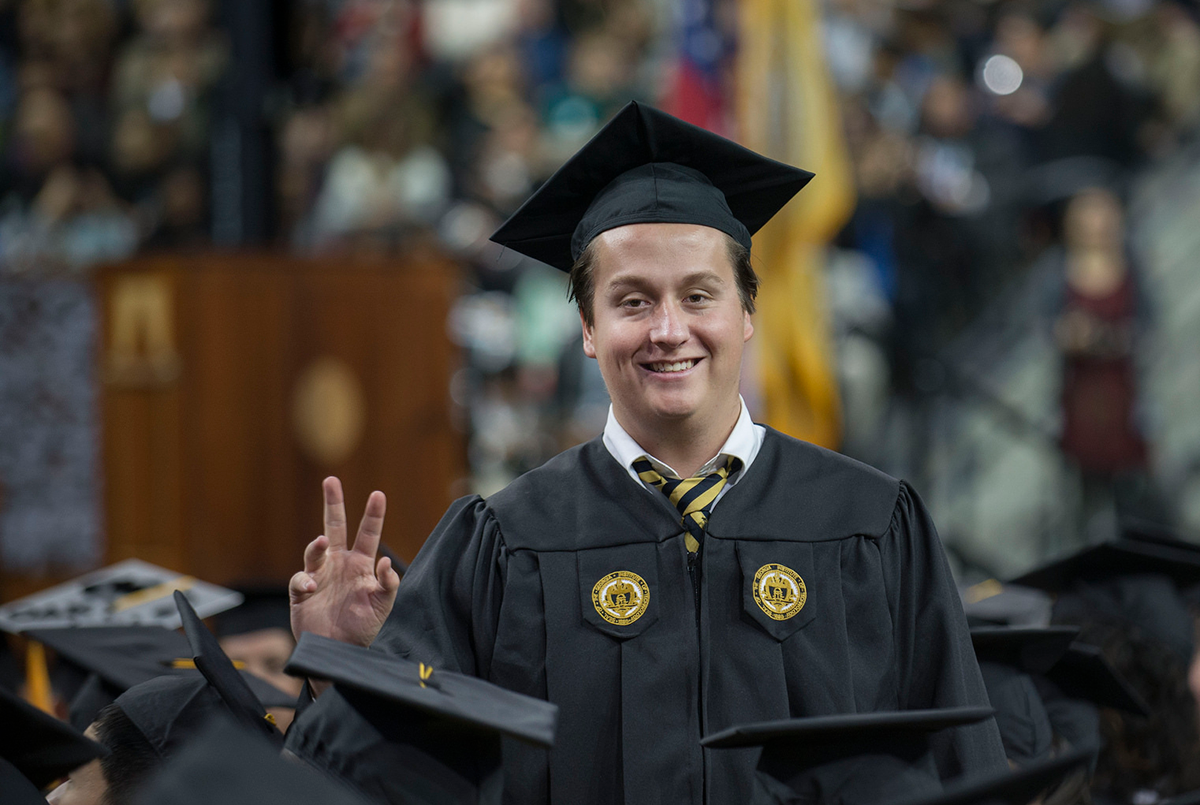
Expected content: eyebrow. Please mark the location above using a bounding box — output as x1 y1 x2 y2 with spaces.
604 270 728 294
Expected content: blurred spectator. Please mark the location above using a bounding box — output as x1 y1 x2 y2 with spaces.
4 0 1200 537
1052 187 1150 541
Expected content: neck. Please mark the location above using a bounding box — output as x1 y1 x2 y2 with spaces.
616 399 741 478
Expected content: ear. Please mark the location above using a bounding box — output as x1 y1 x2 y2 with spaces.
581 310 597 359
742 309 754 343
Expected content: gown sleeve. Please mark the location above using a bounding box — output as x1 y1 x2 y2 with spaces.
372 496 508 680
880 481 1008 779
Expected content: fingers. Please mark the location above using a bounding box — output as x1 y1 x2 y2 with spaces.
303 535 328 573
288 570 317 603
352 491 387 558
372 556 401 622
377 555 401 595
323 477 349 550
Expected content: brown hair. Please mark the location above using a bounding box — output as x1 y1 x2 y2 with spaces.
568 232 759 327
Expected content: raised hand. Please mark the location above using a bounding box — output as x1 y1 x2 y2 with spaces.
289 477 400 648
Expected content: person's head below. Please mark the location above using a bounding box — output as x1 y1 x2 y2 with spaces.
46 704 158 805
47 669 248 805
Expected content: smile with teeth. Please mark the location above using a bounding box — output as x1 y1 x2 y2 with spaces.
646 359 697 373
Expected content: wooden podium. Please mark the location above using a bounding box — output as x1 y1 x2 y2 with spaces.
97 252 465 586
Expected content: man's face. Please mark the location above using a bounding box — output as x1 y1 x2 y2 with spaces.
582 223 752 438
45 726 108 805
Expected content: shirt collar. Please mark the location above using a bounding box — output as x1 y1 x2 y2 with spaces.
602 397 760 480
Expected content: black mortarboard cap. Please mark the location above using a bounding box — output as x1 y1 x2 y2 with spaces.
969 627 1148 769
976 663 1053 764
0 686 108 790
970 626 1079 674
1042 643 1150 717
962 580 1053 628
283 633 557 805
285 632 557 745
116 674 227 759
0 757 48 805
173 591 281 745
701 708 993 805
1011 540 1200 661
212 585 292 638
489 101 814 271
968 627 1066 765
893 748 1092 805
134 716 372 805
1009 539 1200 592
27 624 295 731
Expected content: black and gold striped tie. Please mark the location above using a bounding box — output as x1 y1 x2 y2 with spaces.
633 455 742 553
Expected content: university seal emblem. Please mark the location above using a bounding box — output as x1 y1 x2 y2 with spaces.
752 564 807 621
592 571 650 626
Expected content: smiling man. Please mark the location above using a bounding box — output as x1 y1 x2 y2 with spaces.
287 102 1005 804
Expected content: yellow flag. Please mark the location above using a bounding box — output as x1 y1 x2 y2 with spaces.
737 0 855 448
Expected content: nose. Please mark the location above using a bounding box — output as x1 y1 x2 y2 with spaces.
648 300 687 348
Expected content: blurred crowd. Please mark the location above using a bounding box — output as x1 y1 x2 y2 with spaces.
4 0 1200 553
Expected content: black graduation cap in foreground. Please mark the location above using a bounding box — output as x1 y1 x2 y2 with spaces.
283 632 558 805
173 590 281 745
0 685 108 791
27 624 296 731
893 747 1092 805
700 707 994 805
134 716 371 805
489 100 814 272
1 757 48 805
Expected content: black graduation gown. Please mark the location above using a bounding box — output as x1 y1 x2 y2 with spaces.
365 427 1006 804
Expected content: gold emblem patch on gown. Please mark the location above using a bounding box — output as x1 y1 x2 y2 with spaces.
752 564 807 620
592 571 650 626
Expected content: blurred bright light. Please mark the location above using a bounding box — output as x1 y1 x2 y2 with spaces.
980 55 1023 96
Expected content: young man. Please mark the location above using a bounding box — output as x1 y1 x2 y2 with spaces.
288 102 1005 804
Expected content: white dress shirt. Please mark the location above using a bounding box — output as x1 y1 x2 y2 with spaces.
602 396 765 507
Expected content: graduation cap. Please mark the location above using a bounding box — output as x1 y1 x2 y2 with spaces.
961 580 1053 628
27 625 297 731
283 632 558 805
1042 643 1150 717
489 100 813 272
0 757 48 805
969 626 1147 717
0 559 242 633
134 716 372 805
0 686 108 791
212 585 292 638
970 626 1150 768
700 707 994 805
970 627 1075 764
1009 539 1200 592
970 626 1078 674
892 747 1093 805
172 590 282 745
1010 539 1200 662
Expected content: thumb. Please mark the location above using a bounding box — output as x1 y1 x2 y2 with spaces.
288 570 318 605
372 556 401 613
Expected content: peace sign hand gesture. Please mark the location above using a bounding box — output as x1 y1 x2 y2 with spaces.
289 477 400 648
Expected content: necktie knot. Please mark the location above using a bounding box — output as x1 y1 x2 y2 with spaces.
632 455 742 553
